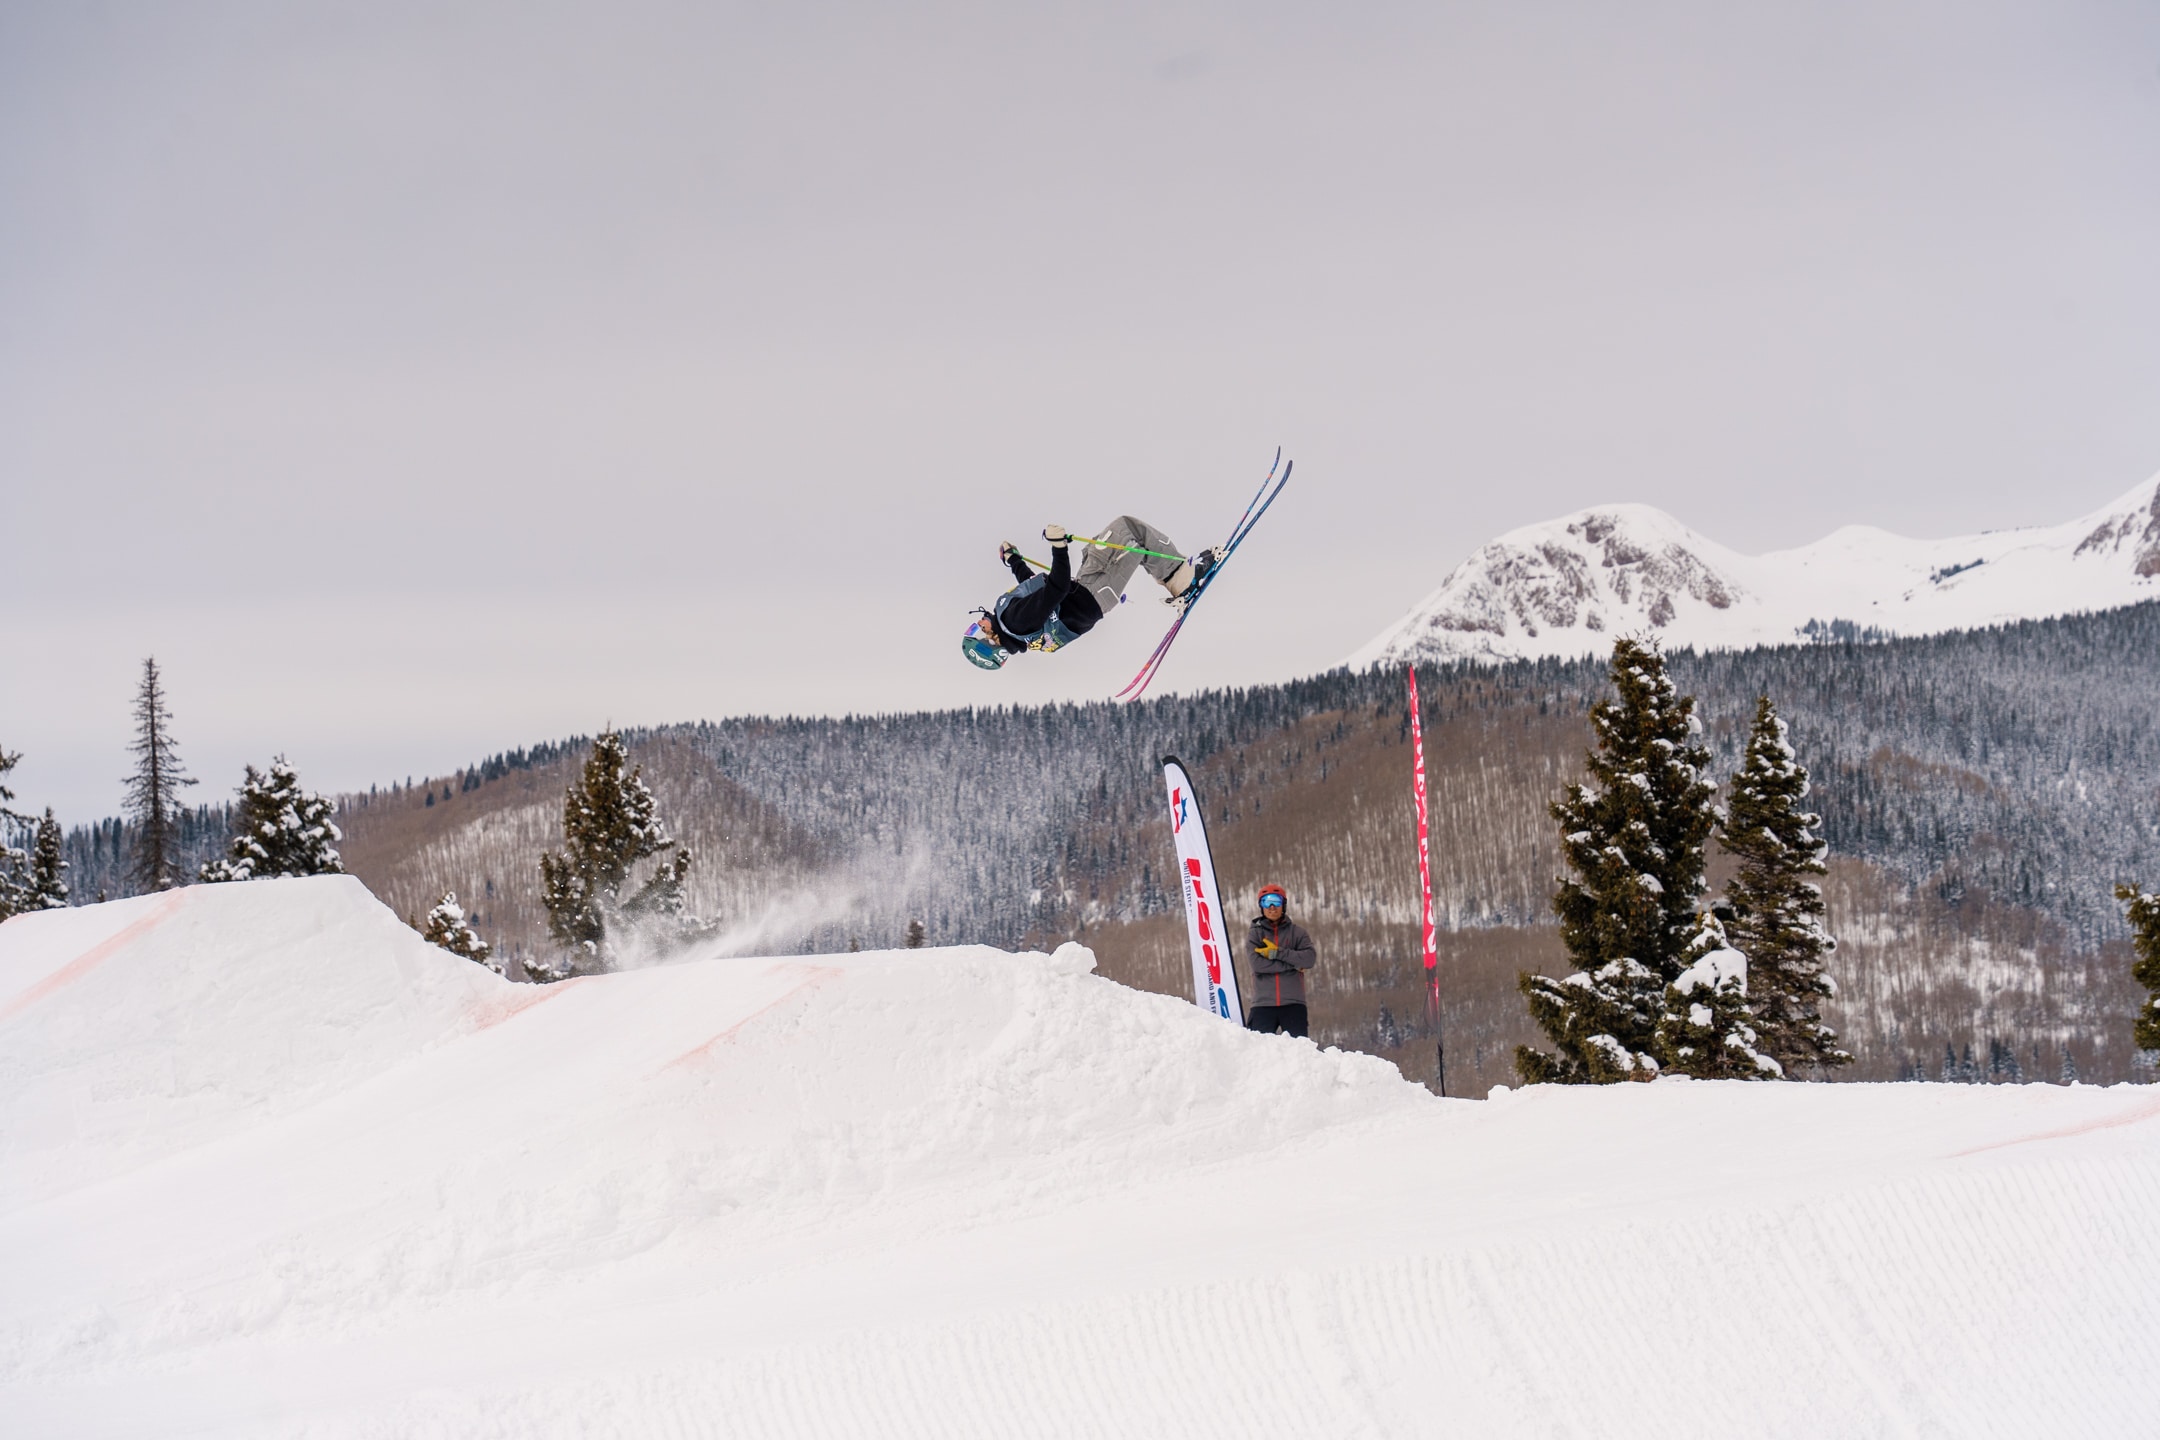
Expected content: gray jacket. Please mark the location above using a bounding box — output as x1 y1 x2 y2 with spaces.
1244 915 1316 1008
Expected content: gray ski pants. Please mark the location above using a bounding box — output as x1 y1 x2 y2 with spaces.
1075 516 1187 613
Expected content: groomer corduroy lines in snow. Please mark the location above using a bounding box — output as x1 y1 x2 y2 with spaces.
1244 884 1317 1037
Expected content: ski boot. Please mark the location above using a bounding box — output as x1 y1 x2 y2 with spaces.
1165 547 1221 608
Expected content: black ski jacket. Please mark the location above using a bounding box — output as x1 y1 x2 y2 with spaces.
1245 914 1317 1008
988 545 1105 652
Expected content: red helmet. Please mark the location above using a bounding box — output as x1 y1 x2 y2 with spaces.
1257 885 1287 913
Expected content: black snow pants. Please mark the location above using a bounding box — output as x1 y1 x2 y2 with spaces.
1246 1004 1308 1038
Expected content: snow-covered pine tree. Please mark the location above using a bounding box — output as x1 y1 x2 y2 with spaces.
1718 694 1850 1076
535 730 697 979
1653 912 1780 1079
199 757 345 882
421 891 499 973
0 742 26 918
2119 883 2160 1052
27 809 69 910
123 658 197 892
1518 637 1718 1084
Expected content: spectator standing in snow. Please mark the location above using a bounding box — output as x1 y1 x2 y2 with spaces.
1244 884 1317 1037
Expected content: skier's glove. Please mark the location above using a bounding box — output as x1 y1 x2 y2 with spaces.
1255 939 1281 961
999 541 1020 565
1043 523 1069 546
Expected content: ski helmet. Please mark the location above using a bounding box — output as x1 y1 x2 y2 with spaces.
961 614 1009 670
1257 884 1287 913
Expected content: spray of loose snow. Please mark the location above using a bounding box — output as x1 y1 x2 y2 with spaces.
625 832 948 965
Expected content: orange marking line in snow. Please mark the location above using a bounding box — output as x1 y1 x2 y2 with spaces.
467 975 590 1031
661 963 845 1072
1951 1094 2160 1158
0 891 189 1025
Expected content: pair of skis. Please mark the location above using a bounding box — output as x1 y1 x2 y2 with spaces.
1114 449 1293 702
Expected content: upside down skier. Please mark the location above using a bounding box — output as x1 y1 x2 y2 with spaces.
960 518 1218 670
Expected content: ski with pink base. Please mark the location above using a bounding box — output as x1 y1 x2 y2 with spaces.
1116 451 1293 702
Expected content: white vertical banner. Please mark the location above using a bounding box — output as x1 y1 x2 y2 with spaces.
1161 755 1242 1021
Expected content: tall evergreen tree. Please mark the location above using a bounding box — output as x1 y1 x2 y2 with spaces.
200 757 345 882
536 730 696 979
123 658 196 892
1518 637 1718 1084
421 891 498 973
26 809 70 910
2119 883 2160 1053
1718 695 1850 1075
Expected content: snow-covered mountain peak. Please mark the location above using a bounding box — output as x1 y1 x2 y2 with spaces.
2070 472 2160 576
1351 470 2160 669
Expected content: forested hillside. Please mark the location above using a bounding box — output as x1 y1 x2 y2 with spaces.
60 806 230 905
68 603 2160 1089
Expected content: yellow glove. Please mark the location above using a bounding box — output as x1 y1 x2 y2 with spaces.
1256 939 1281 961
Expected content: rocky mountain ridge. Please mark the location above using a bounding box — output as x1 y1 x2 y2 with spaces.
1353 471 2160 667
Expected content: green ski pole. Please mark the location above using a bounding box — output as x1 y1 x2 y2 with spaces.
1017 535 1192 570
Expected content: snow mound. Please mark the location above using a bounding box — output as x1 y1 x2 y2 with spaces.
0 879 1412 1218
4 878 2158 1437
1353 469 2160 667
0 877 504 1206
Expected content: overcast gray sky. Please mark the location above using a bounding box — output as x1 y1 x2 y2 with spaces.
5 0 2159 824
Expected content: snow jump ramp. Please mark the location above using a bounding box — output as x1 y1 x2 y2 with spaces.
2 876 2154 1437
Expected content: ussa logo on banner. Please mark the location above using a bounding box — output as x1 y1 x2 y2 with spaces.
1184 857 1230 1015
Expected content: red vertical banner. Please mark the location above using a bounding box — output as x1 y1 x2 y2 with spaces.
1408 667 1439 1025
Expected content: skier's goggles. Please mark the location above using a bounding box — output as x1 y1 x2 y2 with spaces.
1259 894 1285 910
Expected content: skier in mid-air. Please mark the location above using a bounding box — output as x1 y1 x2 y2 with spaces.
961 518 1218 670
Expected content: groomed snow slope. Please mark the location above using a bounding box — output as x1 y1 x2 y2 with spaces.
3 878 2157 1438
